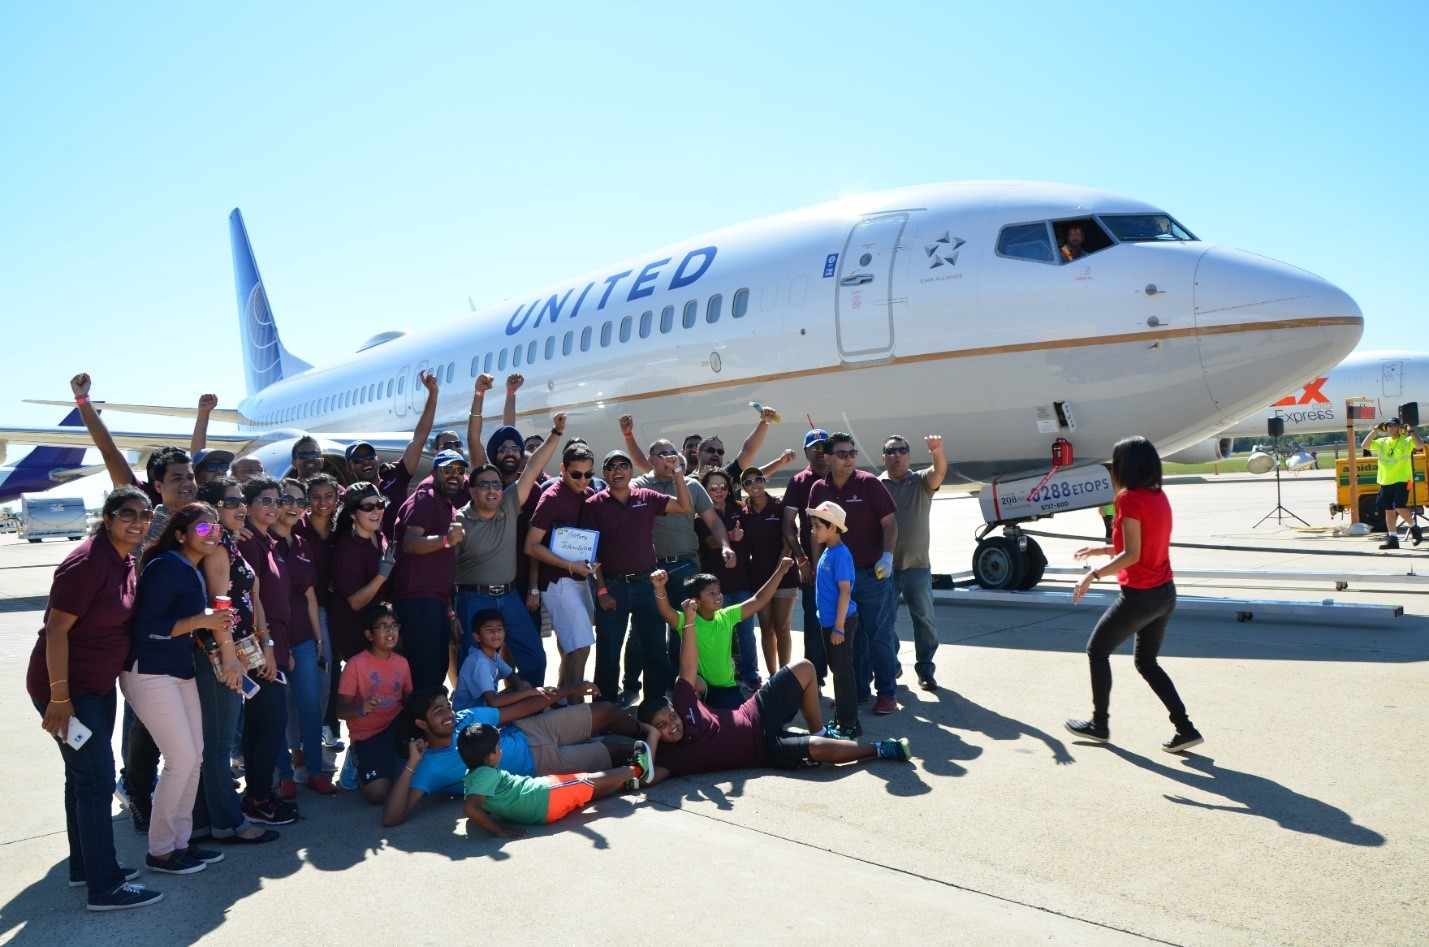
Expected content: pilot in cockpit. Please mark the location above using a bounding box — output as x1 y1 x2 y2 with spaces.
1059 224 1087 262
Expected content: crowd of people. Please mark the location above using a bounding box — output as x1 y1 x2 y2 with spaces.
27 369 1201 913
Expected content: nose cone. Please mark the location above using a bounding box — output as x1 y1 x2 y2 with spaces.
1193 247 1363 422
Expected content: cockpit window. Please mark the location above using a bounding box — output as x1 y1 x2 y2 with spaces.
996 222 1056 264
1098 214 1196 243
1053 217 1113 263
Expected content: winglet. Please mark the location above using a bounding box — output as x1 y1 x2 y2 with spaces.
229 209 312 396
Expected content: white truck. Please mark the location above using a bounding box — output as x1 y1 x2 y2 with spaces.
19 494 88 543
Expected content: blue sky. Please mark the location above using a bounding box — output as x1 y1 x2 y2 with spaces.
2 2 1425 443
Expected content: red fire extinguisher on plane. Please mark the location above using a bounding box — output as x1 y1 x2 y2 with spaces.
1052 437 1073 467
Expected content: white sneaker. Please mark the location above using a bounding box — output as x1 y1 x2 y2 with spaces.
322 726 345 750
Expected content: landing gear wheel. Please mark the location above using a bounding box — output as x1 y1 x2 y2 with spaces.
972 536 1026 590
1017 538 1047 590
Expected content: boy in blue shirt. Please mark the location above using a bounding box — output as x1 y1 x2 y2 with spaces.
454 609 542 712
810 501 860 737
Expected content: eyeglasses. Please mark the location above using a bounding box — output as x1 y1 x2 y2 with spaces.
198 461 230 473
494 444 523 455
605 461 633 471
741 476 766 486
356 499 389 513
883 445 910 455
294 450 322 460
566 470 596 480
371 621 401 632
653 450 679 458
113 507 155 523
214 497 245 509
473 479 504 491
192 521 220 537
702 448 726 456
830 449 858 460
348 452 378 464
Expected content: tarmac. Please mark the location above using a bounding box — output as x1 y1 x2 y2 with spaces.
0 469 1425 945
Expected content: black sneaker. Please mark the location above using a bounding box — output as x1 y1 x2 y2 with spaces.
1413 525 1424 546
130 806 151 835
145 851 206 875
70 865 140 888
918 675 938 692
87 882 163 912
242 795 297 826
1379 536 1400 550
1064 719 1109 742
179 844 224 864
1162 730 1204 753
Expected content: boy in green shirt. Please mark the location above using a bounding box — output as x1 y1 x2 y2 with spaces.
651 557 796 709
458 723 652 838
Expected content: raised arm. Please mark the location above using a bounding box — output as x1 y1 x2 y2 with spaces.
502 373 522 427
734 405 780 469
664 468 694 515
190 393 217 455
619 415 653 475
739 557 794 621
403 371 442 476
650 569 682 629
465 373 495 467
676 595 700 689
516 413 565 504
758 449 798 479
70 373 136 489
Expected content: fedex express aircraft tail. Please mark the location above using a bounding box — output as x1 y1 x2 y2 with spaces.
229 209 311 396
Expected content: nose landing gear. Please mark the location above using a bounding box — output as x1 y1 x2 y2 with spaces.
971 525 1047 591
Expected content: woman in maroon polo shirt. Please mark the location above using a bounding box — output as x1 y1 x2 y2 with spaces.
28 486 165 911
696 468 759 691
297 473 341 751
739 467 800 674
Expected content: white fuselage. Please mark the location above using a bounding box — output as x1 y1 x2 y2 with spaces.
1218 350 1425 439
234 181 1363 481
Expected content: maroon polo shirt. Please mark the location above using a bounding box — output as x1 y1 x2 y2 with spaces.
581 486 671 576
294 515 334 607
808 469 897 568
655 679 765 777
330 531 386 661
380 464 415 539
26 533 136 703
781 466 821 560
238 530 293 665
696 502 750 592
390 484 458 604
529 478 595 590
281 532 318 644
514 474 549 595
740 495 798 589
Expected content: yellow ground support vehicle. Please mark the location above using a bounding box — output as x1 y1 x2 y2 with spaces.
1331 452 1427 529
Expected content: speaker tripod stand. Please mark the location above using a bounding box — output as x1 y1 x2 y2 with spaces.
1254 422 1310 528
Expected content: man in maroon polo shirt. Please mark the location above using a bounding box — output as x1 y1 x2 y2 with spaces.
582 449 693 703
782 428 833 682
525 442 601 702
808 432 901 715
389 450 469 692
346 369 444 536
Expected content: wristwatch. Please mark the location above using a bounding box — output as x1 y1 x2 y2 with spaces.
528 588 539 596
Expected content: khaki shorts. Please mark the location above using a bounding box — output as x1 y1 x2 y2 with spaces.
514 703 611 774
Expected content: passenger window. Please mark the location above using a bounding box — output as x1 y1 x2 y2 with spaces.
732 288 749 318
639 310 652 338
1052 217 1113 262
706 294 722 324
513 343 523 367
996 222 1056 264
660 306 675 334
681 301 696 329
526 341 536 364
483 353 493 375
471 356 480 377
580 326 592 351
498 348 508 371
620 316 632 343
601 321 613 347
545 336 555 360
397 375 405 394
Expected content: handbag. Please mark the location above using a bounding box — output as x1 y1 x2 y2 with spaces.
198 630 267 675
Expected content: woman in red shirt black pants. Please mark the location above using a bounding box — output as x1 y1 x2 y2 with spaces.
1065 437 1203 753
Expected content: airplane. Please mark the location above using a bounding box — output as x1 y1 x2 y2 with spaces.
4 181 1363 588
1165 349 1427 464
0 409 106 505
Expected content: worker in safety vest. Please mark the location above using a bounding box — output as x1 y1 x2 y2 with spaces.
1360 416 1424 549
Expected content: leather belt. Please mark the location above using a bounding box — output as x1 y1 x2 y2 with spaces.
608 572 652 583
656 556 691 564
455 583 511 595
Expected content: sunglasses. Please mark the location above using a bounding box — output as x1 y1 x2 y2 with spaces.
566 470 596 480
741 476 766 486
883 445 910 455
702 448 726 456
192 521 220 537
605 461 633 471
113 507 155 523
438 464 470 475
356 499 389 513
214 497 245 509
294 450 322 460
436 439 463 450
197 461 230 473
348 453 378 464
829 449 859 460
277 495 308 508
472 479 504 491
250 495 280 507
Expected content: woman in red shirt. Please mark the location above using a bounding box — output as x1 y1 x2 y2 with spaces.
1065 437 1202 753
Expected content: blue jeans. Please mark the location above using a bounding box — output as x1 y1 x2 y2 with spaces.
894 566 938 680
851 566 897 700
242 674 286 799
723 590 758 680
595 576 668 702
800 580 827 683
394 597 450 694
454 588 546 686
34 690 124 898
278 640 323 780
191 654 251 837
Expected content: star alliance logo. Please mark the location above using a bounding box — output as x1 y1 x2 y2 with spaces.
925 231 965 268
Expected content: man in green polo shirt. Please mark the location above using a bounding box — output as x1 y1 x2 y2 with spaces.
1360 416 1424 549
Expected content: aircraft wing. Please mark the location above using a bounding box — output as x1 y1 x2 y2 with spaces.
0 425 258 455
23 399 248 425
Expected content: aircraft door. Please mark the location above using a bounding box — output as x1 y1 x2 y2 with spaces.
835 214 906 363
1382 359 1403 398
392 364 410 419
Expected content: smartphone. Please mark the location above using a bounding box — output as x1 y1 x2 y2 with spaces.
241 674 262 699
65 717 93 750
275 670 288 686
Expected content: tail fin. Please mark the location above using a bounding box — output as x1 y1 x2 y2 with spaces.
12 409 89 472
229 209 312 396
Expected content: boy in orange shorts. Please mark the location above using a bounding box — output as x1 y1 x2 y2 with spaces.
457 723 652 838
